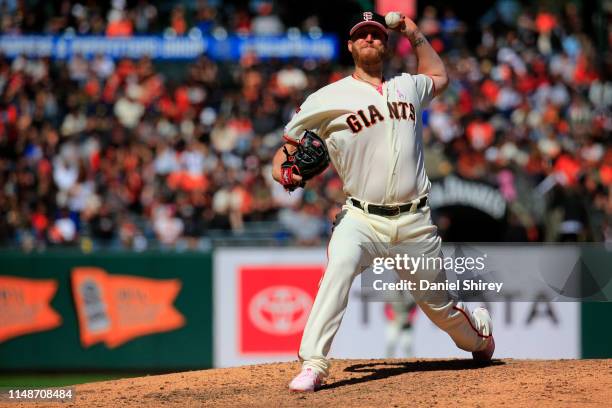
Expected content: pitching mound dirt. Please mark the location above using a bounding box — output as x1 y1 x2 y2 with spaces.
11 359 612 407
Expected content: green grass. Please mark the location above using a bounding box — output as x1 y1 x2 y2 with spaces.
0 373 142 387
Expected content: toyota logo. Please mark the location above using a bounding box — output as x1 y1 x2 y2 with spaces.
248 286 313 335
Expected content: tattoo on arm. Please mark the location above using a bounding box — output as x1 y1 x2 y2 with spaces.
412 36 425 48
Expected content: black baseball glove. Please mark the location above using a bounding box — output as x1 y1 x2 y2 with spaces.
280 130 330 192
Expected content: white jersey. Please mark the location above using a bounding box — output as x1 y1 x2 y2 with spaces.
284 73 435 205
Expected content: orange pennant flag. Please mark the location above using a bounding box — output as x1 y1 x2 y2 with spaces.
71 267 185 348
104 275 184 348
0 276 62 343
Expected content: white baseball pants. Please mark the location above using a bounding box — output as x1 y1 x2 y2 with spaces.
298 202 491 376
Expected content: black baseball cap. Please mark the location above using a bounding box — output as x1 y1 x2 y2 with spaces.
349 11 388 38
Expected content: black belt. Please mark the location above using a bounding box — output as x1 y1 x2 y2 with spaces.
350 197 428 217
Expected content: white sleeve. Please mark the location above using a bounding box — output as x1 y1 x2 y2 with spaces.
405 73 435 109
283 93 325 144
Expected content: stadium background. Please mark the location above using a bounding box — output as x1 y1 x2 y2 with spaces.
0 0 611 387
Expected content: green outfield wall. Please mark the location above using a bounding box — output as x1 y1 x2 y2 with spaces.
0 251 213 371
581 302 612 358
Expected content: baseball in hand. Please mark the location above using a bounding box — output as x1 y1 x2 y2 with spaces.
385 12 402 29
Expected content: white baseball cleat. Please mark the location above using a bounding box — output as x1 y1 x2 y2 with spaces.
288 367 322 392
471 307 495 361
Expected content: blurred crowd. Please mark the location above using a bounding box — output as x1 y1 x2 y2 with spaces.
410 1 612 243
0 1 611 250
0 0 287 37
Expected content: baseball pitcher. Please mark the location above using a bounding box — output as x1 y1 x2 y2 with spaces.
272 11 495 392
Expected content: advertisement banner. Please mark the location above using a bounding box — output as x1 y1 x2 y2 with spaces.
0 276 62 343
215 248 582 367
238 266 322 354
71 267 185 348
0 34 338 61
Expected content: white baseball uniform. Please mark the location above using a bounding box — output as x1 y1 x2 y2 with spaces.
284 74 492 376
